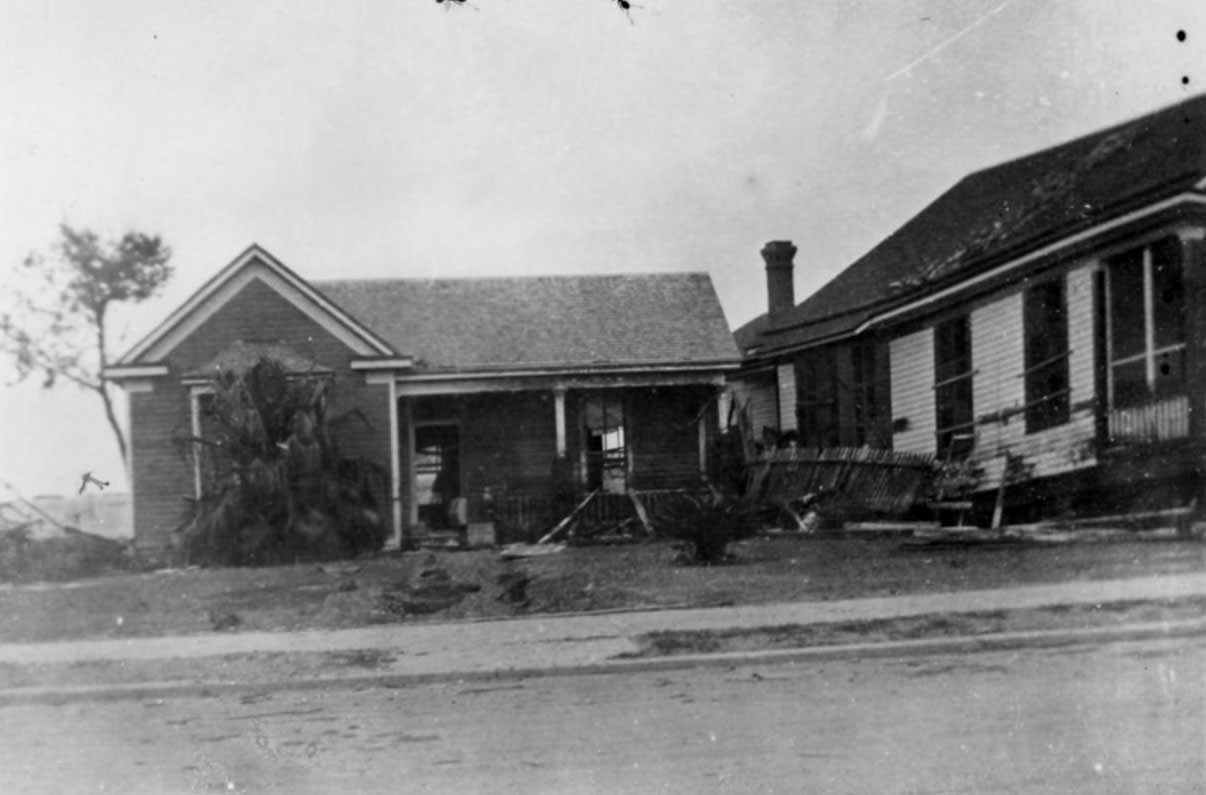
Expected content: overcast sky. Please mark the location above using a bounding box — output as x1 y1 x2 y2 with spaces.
1 0 1202 501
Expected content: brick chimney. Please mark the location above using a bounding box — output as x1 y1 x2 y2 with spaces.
761 240 797 319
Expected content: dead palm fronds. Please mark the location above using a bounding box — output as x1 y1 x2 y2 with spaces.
177 358 386 566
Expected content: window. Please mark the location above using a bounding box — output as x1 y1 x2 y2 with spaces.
582 395 626 493
934 315 974 459
850 341 880 446
795 349 839 447
192 391 233 497
1024 279 1070 432
1107 237 1185 409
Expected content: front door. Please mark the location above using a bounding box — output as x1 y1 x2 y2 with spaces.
414 423 460 528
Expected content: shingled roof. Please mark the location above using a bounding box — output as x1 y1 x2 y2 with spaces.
748 93 1206 357
315 273 739 372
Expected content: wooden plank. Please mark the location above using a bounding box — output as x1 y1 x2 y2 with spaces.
538 489 600 544
628 491 654 535
927 501 974 511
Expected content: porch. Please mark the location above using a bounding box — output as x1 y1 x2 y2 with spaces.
1088 393 1203 513
382 376 724 546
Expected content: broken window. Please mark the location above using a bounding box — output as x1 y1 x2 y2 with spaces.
795 348 839 447
1107 237 1185 409
582 394 626 493
1023 278 1071 433
934 314 974 459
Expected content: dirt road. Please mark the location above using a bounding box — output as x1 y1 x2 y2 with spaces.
1 636 1201 794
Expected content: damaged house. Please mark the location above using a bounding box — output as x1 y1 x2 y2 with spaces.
733 94 1206 523
105 246 739 551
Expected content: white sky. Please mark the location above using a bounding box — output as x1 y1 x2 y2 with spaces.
1 0 1203 499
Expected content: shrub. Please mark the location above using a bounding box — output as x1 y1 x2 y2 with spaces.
652 493 760 565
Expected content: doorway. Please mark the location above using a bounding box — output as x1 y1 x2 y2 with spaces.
414 423 460 529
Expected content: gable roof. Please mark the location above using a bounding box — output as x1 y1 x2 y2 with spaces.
116 245 396 365
314 272 739 372
748 93 1206 357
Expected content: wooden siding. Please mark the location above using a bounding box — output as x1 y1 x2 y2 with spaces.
966 266 1100 489
890 328 935 454
457 392 558 499
968 292 1022 485
627 385 712 490
776 363 797 431
728 374 778 434
128 384 195 550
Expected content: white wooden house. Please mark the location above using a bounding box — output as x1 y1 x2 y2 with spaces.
733 94 1206 522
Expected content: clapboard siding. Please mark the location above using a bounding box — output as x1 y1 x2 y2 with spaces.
729 375 779 433
970 292 1023 483
776 363 798 431
890 329 936 454
1065 264 1098 410
966 264 1100 489
1009 265 1100 481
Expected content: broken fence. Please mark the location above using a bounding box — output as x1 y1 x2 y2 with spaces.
745 446 936 516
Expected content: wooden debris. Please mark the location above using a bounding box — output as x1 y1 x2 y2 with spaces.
498 542 566 560
538 489 600 544
628 491 653 535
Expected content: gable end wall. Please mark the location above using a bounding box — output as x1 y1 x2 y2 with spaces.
129 277 392 549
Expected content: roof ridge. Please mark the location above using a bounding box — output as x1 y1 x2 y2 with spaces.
957 91 1206 182
312 271 709 286
742 92 1206 358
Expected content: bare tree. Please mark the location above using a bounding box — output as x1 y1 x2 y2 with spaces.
0 224 173 466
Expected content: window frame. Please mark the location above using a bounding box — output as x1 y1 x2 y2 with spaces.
1023 277 1071 434
1105 237 1186 410
933 314 975 460
581 393 628 494
795 348 839 447
850 340 879 447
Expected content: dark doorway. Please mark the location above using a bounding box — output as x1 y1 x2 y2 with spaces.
414 423 460 528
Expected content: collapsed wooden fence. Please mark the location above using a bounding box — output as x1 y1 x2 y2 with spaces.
744 446 937 516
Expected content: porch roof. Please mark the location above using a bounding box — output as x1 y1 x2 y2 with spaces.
315 272 740 372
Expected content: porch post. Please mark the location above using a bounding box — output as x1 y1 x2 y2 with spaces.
553 386 568 457
387 378 402 549
405 398 418 530
1181 228 1206 440
1181 228 1206 531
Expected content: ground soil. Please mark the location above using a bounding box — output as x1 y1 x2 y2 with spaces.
0 534 1202 644
621 597 1206 657
1 597 1200 692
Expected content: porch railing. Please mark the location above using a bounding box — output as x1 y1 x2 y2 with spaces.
1107 395 1190 444
479 488 705 541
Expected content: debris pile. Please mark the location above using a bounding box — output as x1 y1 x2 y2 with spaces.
0 525 133 583
380 566 482 617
